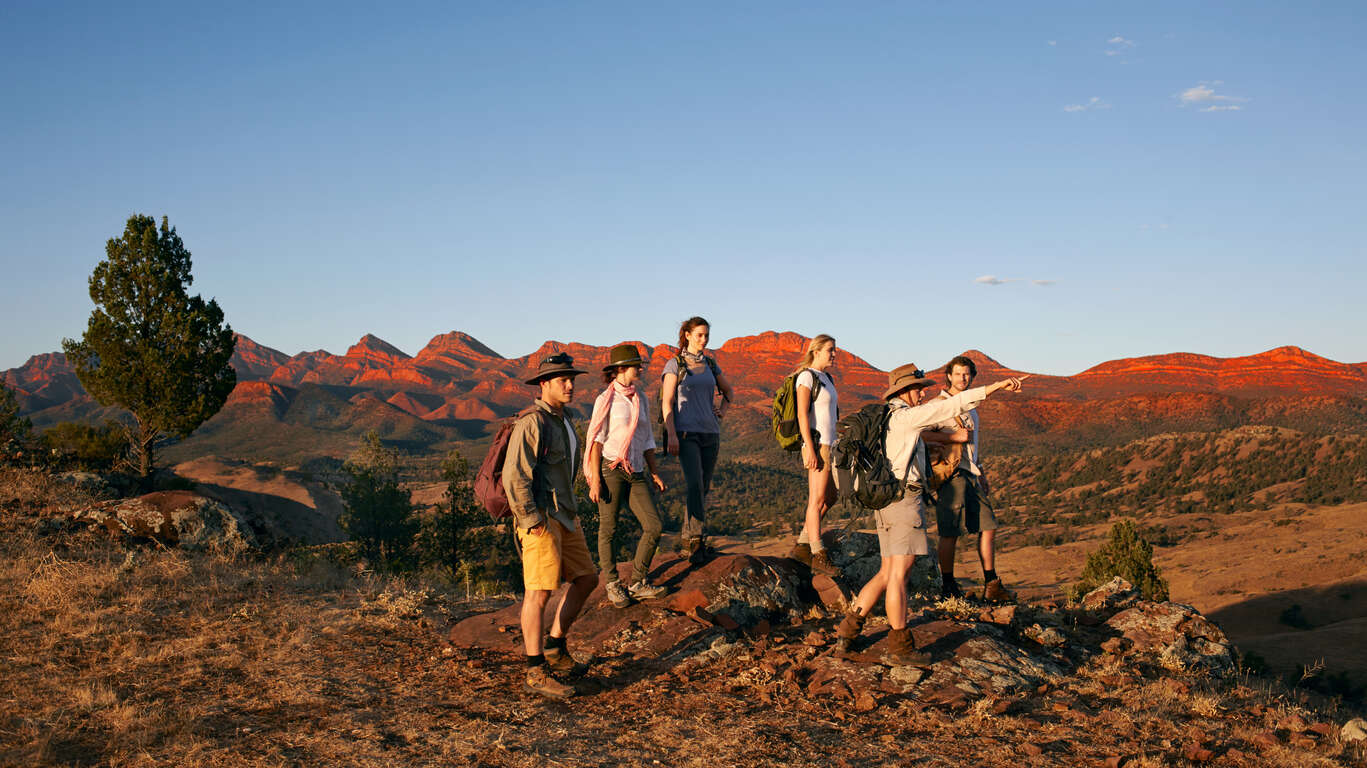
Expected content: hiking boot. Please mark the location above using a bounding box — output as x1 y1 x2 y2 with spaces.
879 627 932 668
809 549 839 577
524 665 574 700
939 578 964 600
604 580 632 608
544 645 590 677
789 542 813 567
982 578 1016 604
686 538 716 565
628 580 667 601
833 610 866 653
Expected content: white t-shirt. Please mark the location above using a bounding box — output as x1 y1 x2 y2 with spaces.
594 391 655 469
796 369 838 447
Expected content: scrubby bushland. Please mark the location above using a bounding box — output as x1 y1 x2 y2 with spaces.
1072 519 1170 602
340 432 418 569
419 450 519 594
40 420 128 471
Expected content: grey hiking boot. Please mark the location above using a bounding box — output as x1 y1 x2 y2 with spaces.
524 665 574 700
628 580 667 601
789 541 813 567
833 610 866 653
982 578 1016 604
604 580 632 608
809 549 839 577
544 645 590 677
879 627 932 668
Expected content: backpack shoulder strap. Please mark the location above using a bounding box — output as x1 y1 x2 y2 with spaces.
516 405 553 459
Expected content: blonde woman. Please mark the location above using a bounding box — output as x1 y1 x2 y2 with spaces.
584 344 668 607
791 334 840 575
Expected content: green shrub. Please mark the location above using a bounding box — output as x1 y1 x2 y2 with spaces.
1071 519 1170 602
420 450 519 594
339 432 417 569
41 421 128 470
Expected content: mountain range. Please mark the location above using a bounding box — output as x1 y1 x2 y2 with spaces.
5 331 1366 463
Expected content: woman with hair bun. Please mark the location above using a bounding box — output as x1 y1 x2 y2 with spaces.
661 316 734 563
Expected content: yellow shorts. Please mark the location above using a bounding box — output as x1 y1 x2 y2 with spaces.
516 518 596 592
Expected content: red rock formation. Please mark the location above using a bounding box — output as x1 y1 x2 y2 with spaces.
230 334 290 379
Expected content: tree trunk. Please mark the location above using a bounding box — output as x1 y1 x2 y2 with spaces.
135 418 156 480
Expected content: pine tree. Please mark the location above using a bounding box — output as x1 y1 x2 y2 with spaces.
340 432 417 568
1 381 32 453
62 215 235 478
1073 519 1170 602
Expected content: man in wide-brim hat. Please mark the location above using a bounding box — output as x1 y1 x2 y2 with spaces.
834 362 1027 667
504 352 596 700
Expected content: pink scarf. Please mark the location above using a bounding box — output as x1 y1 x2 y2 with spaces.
584 381 644 478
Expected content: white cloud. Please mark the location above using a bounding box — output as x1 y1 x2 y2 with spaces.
1106 35 1136 56
1177 81 1249 110
1064 96 1111 113
974 276 1016 286
1048 40 1057 46
1032 279 1057 286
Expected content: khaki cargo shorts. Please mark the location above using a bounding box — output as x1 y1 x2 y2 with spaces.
934 471 997 537
516 517 596 592
874 492 930 557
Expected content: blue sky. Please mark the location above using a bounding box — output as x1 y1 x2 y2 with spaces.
2 1 1364 374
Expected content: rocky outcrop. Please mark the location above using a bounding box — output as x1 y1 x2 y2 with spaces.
1103 600 1235 675
69 491 262 553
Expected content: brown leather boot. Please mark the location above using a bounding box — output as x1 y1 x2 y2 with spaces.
982 578 1016 604
524 665 574 700
789 541 813 567
809 549 839 576
880 627 932 667
833 610 866 653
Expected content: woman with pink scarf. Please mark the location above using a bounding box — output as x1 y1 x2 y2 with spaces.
584 343 668 608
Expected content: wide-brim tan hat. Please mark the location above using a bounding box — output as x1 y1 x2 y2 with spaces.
524 353 587 385
883 363 937 400
602 343 646 371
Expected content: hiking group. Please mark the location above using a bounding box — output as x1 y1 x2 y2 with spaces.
484 316 1026 699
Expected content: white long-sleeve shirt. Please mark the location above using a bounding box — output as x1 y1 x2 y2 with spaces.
885 386 987 487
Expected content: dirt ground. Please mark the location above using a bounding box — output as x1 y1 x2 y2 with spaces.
2 468 1365 767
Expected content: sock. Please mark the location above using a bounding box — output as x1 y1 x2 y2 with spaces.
545 635 567 652
526 654 545 668
984 569 998 583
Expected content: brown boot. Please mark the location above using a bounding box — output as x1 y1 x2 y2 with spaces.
879 627 932 667
833 610 866 653
982 578 1016 604
544 645 590 677
789 541 813 567
524 665 574 700
809 549 839 577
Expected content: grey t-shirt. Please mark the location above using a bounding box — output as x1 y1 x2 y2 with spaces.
663 355 721 435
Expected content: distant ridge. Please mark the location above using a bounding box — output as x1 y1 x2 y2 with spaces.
6 331 1364 461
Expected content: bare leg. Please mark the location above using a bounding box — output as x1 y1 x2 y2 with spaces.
978 529 996 573
851 557 893 616
521 589 551 655
883 555 914 629
803 464 834 549
549 573 598 639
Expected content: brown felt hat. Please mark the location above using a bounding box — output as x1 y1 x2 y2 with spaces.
602 343 646 371
524 352 587 385
883 363 937 400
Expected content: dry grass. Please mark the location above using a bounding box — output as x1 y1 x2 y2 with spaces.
1 466 1364 767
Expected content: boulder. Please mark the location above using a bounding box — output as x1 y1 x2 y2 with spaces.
825 529 941 599
70 491 262 554
1341 718 1367 743
1081 577 1141 618
1104 601 1234 675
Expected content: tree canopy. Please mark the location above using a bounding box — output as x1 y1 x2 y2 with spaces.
62 214 236 477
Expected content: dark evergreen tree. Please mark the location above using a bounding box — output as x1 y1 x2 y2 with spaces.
421 450 519 593
62 215 236 478
340 432 418 568
1072 519 1170 602
1 381 32 454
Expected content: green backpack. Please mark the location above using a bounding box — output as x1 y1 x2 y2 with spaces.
771 369 824 452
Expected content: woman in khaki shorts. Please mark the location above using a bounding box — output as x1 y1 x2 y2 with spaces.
834 363 1026 666
791 334 840 576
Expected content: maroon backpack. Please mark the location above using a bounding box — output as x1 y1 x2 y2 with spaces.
474 406 549 521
